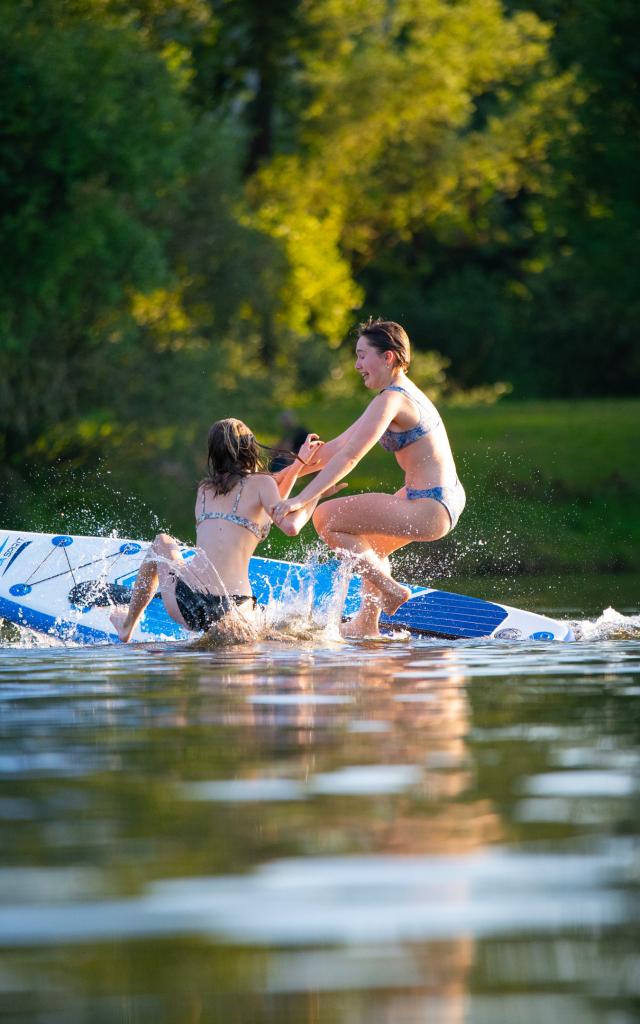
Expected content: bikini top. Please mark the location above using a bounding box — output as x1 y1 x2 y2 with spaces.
196 477 270 541
378 385 441 452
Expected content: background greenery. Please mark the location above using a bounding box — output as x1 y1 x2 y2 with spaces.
1 0 638 573
3 398 638 576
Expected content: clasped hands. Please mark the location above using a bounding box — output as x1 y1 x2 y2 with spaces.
272 433 347 525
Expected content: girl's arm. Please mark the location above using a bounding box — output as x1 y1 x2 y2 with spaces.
272 392 402 530
271 416 368 487
259 476 347 537
297 418 364 469
271 434 324 499
194 485 205 520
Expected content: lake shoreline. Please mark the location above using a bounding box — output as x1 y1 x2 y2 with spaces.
2 399 638 576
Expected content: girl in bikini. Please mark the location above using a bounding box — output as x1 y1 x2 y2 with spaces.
110 419 337 643
273 318 465 638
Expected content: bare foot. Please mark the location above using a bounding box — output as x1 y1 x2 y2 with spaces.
109 608 134 643
340 601 384 638
340 617 381 639
380 583 412 617
339 593 383 638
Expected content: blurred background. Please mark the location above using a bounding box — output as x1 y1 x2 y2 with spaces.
1 9 639 1020
1 0 638 575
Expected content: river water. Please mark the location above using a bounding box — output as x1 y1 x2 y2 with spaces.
1 574 639 1023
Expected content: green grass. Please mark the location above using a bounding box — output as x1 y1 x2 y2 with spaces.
3 399 638 576
260 398 640 576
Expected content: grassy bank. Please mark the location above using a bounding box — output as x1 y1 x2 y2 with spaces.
263 398 639 579
2 400 638 578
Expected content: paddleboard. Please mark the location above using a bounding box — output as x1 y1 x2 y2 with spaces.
0 529 574 644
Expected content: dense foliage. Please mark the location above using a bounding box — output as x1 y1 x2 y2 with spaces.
1 0 637 472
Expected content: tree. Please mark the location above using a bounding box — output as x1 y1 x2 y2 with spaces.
504 0 640 394
243 0 570 390
0 9 196 454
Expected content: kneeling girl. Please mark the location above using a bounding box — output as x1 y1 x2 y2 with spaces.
110 418 328 642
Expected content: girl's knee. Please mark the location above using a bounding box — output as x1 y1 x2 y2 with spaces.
152 533 177 555
314 519 336 546
312 506 332 540
321 528 342 550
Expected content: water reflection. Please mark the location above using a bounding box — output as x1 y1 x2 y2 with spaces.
0 628 638 1022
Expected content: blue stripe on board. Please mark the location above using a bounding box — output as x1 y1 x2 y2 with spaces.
0 595 114 644
137 599 186 639
1 541 32 576
382 590 508 638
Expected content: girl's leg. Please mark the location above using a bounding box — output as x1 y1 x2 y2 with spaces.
110 533 187 642
313 491 450 634
326 531 411 616
342 551 393 637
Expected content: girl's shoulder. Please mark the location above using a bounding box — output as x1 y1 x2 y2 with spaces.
374 380 428 408
252 471 279 492
244 470 273 485
394 379 435 408
239 472 278 498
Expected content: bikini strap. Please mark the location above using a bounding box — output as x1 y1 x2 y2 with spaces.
381 384 410 396
200 476 245 518
231 476 245 514
381 384 428 414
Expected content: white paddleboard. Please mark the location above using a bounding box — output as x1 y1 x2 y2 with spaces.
0 529 574 644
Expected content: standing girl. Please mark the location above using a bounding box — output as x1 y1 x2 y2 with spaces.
273 319 465 637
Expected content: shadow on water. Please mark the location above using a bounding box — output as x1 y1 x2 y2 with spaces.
0 574 638 1023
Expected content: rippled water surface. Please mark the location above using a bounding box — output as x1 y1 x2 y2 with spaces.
1 575 639 1024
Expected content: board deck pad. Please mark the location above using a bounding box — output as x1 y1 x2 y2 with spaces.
381 590 508 639
0 530 574 644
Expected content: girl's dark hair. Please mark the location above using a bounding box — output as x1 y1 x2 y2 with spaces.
357 317 411 370
201 418 267 496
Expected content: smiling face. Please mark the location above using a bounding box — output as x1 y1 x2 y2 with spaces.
355 336 396 390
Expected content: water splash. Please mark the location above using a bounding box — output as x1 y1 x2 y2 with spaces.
573 606 640 642
2 536 636 648
6 460 162 540
0 618 65 649
192 551 351 647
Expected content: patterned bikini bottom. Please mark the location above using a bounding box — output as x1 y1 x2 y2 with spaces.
405 479 466 531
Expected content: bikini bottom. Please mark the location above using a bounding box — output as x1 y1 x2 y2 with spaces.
405 479 466 530
174 579 256 632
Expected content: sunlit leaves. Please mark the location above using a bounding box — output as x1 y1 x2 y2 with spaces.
246 0 570 383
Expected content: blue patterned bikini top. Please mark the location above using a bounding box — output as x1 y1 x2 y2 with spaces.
196 477 270 541
378 385 441 452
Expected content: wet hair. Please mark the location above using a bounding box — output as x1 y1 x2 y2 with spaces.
357 317 411 370
201 417 303 495
201 418 267 496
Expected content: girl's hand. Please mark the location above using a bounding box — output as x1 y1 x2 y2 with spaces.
296 433 323 466
271 482 347 525
271 497 300 523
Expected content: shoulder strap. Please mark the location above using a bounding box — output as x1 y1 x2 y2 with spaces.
381 384 427 411
231 476 246 514
380 384 409 397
